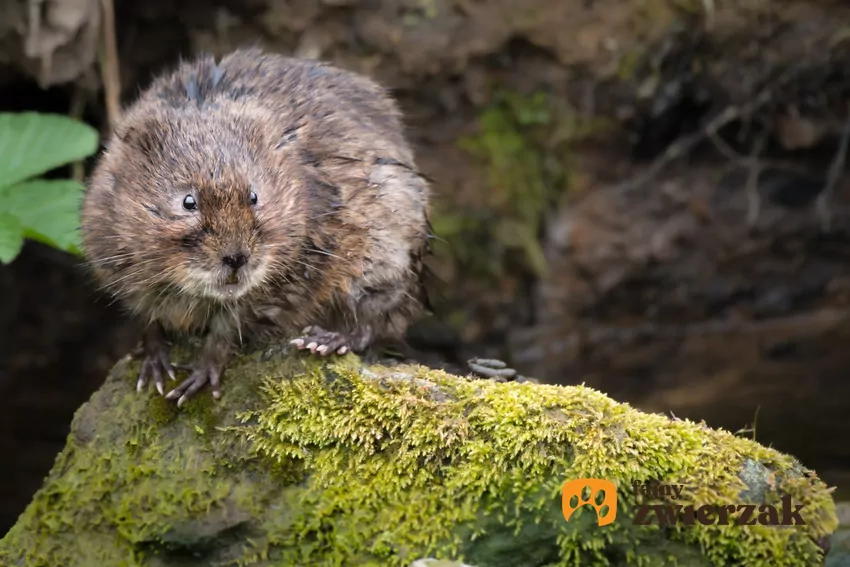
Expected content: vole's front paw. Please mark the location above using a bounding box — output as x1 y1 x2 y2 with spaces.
166 358 224 407
132 341 176 396
290 326 351 356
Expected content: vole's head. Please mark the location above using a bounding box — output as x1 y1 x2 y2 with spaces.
81 107 307 305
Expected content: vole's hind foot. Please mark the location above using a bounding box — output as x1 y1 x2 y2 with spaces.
290 326 351 356
134 326 176 396
467 357 523 382
165 356 224 407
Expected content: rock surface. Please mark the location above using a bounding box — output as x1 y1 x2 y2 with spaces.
0 346 839 566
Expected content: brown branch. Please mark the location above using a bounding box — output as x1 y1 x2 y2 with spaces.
815 101 850 232
613 53 824 195
69 85 87 183
745 132 766 229
98 0 121 130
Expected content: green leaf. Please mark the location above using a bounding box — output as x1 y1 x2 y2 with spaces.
0 211 24 263
0 113 99 190
0 179 86 255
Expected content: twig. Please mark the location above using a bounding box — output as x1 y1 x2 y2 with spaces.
815 101 850 232
707 133 819 180
700 0 715 31
745 133 766 229
752 405 759 441
613 59 814 195
705 126 768 229
734 406 759 441
98 0 121 130
707 129 745 163
69 85 87 183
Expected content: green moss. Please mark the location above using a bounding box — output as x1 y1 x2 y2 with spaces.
401 0 438 26
0 349 838 567
616 50 644 81
435 90 613 283
436 91 552 280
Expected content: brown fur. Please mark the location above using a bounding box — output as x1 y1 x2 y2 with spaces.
81 49 431 401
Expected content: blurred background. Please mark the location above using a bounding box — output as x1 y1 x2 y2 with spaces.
3 0 850 537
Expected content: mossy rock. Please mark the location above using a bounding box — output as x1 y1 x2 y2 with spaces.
0 346 838 566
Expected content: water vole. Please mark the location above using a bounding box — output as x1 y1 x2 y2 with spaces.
81 48 432 406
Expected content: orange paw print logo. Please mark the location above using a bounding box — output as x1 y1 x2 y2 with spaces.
562 479 617 526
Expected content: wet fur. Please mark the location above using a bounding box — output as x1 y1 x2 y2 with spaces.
81 49 431 356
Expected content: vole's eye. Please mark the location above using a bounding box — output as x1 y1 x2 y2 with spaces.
249 191 258 206
182 195 197 211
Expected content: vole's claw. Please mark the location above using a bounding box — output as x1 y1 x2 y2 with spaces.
291 326 352 357
135 325 177 395
165 358 223 407
137 348 175 396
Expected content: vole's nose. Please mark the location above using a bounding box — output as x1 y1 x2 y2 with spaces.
222 252 248 270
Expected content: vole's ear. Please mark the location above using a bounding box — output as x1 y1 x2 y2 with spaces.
115 122 166 160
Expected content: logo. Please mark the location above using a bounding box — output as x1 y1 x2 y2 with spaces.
562 479 807 527
562 478 618 526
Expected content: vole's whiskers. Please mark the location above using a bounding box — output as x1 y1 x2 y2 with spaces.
304 248 346 261
84 249 161 269
100 261 162 291
227 303 243 345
